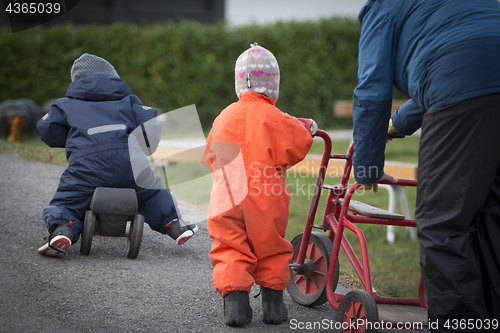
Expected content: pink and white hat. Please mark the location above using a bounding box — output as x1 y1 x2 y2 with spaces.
235 42 280 102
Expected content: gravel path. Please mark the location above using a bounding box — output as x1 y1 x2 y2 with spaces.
0 153 427 333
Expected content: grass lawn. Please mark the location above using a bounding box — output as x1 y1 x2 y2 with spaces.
0 131 67 166
1 130 422 298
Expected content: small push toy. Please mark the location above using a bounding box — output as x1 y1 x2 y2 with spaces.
80 187 144 259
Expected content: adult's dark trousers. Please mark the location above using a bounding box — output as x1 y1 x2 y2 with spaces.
416 93 500 332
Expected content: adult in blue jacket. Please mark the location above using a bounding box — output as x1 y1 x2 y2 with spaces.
37 53 197 257
352 0 500 331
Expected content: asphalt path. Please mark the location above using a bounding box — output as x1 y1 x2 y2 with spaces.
0 153 427 333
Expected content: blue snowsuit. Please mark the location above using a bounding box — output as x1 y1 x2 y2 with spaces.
37 71 178 242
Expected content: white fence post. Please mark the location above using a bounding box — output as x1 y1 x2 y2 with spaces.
380 185 416 243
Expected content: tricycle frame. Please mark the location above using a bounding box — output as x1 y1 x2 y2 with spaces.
292 129 427 326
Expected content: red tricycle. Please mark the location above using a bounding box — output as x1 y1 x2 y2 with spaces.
287 129 428 332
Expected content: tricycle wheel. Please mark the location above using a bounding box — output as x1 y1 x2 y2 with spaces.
335 290 379 333
287 231 339 306
80 210 96 255
127 214 144 259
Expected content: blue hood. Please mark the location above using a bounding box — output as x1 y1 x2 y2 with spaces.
66 71 133 102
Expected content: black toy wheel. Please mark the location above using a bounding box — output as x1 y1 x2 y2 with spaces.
335 290 379 333
80 210 96 255
287 231 339 306
127 214 144 259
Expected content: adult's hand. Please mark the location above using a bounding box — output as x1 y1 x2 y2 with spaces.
359 173 398 193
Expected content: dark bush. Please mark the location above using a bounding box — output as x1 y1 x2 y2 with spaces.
0 18 362 130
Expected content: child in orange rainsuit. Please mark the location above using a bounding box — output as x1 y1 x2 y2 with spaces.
202 43 316 326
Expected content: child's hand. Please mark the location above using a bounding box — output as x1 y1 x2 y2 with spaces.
298 118 318 136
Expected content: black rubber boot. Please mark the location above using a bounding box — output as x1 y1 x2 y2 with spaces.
223 291 252 326
261 286 288 324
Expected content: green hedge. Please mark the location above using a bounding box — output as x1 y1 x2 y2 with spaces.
0 18 362 130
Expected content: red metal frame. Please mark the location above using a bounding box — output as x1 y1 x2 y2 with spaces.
293 129 427 322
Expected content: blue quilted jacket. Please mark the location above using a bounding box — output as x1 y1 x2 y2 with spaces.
37 71 159 163
352 0 500 183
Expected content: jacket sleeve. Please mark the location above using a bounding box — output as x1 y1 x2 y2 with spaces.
275 113 313 169
352 1 396 184
391 99 425 135
36 104 68 148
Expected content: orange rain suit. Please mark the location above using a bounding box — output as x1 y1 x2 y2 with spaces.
203 91 313 297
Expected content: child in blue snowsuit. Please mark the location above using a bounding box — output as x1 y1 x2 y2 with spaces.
37 53 198 257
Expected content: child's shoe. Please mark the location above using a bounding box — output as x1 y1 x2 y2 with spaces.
261 286 288 324
165 219 198 245
224 291 253 326
38 222 74 257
